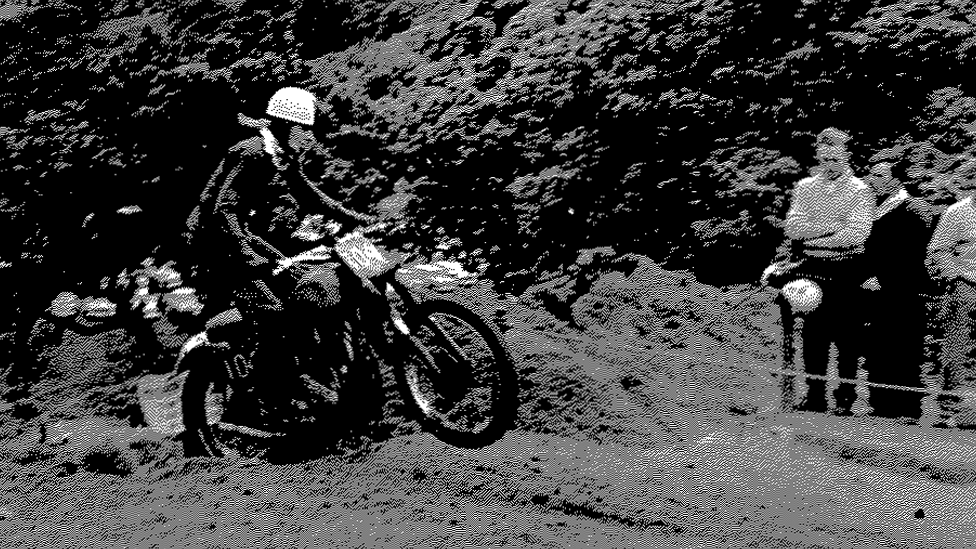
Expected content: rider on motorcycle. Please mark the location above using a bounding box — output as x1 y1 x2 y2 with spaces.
184 86 377 374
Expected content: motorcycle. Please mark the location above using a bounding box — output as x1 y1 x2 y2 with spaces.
175 223 519 459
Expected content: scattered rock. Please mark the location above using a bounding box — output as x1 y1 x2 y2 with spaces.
915 508 925 519
136 372 188 436
79 445 134 476
36 415 173 476
729 403 756 416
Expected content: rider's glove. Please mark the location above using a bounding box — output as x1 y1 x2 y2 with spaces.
761 264 779 286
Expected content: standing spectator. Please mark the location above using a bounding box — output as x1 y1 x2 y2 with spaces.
861 162 933 421
927 190 976 416
780 127 875 413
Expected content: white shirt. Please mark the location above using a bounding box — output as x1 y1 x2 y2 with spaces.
783 173 874 257
928 196 976 284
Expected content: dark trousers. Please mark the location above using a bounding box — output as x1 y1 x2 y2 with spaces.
799 276 864 412
863 293 926 419
776 254 868 413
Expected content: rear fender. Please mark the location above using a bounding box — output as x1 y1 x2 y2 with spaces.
174 308 242 373
175 333 215 373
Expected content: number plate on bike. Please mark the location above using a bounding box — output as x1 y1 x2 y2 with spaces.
335 232 390 279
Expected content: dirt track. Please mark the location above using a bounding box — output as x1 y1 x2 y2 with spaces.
3 280 976 548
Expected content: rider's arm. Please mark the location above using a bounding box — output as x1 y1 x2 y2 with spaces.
805 179 874 249
215 167 271 267
185 154 242 250
294 160 380 228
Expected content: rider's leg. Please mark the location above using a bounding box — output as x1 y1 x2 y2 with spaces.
867 293 925 419
292 264 342 308
284 264 347 366
218 279 295 413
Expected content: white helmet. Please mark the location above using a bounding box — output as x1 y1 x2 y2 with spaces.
781 278 823 313
266 87 316 126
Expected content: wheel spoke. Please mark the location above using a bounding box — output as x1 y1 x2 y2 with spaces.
426 316 472 366
401 308 503 435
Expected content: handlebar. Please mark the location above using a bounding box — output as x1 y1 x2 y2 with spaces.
761 259 802 287
261 221 395 276
272 245 334 275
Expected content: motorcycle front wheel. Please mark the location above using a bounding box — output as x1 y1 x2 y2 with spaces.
393 298 519 449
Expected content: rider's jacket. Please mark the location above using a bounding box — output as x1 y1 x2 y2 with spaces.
865 191 932 293
185 136 329 290
928 196 976 285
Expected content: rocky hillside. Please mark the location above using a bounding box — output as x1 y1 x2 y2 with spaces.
3 0 976 301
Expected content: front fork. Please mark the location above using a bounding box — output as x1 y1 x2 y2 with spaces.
367 271 470 381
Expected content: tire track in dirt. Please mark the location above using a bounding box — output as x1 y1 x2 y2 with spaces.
6 291 976 547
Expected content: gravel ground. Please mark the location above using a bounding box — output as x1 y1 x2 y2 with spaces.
2 263 976 548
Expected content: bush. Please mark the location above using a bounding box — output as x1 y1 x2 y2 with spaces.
5 0 976 298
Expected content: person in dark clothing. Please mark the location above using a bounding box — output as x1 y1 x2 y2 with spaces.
860 162 933 420
184 87 378 394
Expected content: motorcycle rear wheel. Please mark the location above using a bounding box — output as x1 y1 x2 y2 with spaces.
393 299 518 449
180 333 378 460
